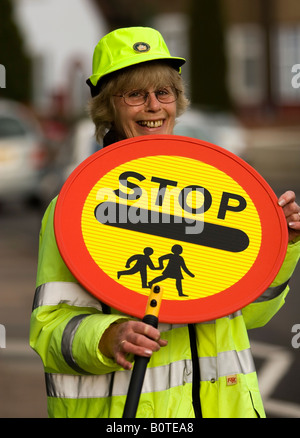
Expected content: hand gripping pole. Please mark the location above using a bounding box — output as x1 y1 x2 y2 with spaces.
122 285 163 418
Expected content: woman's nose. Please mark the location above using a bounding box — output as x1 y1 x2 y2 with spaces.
145 92 161 111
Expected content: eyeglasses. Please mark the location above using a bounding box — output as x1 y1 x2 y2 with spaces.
114 86 180 106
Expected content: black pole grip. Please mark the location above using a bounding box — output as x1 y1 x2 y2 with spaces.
122 355 151 418
122 286 163 418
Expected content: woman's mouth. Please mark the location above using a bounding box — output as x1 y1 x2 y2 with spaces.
137 120 164 128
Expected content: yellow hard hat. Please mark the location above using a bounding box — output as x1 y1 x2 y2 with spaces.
86 26 186 97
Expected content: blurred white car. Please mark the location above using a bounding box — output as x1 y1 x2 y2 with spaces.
62 118 101 180
174 107 248 158
0 99 49 204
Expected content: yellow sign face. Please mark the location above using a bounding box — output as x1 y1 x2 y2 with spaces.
81 155 262 301
55 136 287 322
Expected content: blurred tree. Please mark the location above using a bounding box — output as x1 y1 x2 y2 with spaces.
0 0 32 102
91 0 190 29
189 0 231 110
91 0 156 29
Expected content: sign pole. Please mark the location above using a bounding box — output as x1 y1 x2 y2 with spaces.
123 285 163 418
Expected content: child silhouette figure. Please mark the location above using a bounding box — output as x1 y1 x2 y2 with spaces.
148 245 194 297
117 247 159 288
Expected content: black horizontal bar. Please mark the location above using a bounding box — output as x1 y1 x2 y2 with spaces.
94 202 249 253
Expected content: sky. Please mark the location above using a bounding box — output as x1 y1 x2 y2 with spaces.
13 0 108 95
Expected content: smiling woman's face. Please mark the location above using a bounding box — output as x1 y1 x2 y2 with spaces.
110 62 184 140
88 61 189 144
113 86 177 139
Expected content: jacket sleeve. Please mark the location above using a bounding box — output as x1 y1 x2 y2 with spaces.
29 197 130 376
242 238 300 329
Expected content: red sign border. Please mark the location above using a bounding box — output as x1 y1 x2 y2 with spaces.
54 135 288 323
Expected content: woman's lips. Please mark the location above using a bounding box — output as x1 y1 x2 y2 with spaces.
137 120 164 128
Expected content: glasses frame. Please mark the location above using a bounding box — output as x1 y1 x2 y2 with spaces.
113 86 180 107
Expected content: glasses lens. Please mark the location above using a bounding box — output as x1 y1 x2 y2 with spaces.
123 87 179 106
156 86 178 103
124 90 146 106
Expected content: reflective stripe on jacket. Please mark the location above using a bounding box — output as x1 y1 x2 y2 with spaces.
30 197 300 418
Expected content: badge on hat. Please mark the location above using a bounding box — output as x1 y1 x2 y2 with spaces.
133 42 150 53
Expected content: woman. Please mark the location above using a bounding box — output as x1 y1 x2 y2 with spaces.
30 26 300 418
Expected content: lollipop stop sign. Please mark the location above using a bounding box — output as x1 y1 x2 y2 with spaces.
54 135 288 323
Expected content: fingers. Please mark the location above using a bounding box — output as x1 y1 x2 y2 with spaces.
278 191 299 222
287 212 300 228
104 320 168 370
278 191 300 241
119 321 166 354
278 190 296 207
114 344 134 371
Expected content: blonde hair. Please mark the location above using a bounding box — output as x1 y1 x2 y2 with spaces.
87 61 189 143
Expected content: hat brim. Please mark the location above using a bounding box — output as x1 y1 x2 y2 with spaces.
88 54 186 88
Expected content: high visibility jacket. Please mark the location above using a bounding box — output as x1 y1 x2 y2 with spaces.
30 196 300 418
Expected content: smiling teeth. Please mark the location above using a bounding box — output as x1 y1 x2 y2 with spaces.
139 120 163 128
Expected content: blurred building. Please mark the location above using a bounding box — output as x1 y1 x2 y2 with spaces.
222 0 300 186
224 0 300 126
152 0 300 126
